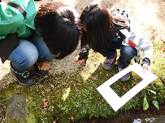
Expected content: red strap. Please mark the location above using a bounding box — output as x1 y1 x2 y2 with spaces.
128 40 136 48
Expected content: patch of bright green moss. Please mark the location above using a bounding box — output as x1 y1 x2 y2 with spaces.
0 41 165 123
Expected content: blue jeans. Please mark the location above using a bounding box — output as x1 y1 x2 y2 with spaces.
8 35 53 71
101 45 137 68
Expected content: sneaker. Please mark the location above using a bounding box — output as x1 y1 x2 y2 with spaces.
33 64 49 78
118 66 130 81
102 57 116 70
10 65 36 86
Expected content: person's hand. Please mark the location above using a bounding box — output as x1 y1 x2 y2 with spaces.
142 63 151 72
75 55 86 65
37 61 51 71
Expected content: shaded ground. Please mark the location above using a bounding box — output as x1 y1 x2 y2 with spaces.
78 104 165 123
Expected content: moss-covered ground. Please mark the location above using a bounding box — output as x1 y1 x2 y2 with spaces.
0 40 165 123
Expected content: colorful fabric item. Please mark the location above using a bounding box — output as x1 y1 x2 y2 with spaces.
111 8 153 63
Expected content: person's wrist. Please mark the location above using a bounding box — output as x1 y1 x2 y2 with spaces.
79 48 88 60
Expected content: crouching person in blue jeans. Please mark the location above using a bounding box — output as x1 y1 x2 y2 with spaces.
0 0 80 86
77 3 153 81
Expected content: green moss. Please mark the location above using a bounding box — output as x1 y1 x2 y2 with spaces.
0 40 165 123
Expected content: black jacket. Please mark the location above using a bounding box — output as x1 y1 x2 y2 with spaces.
0 33 19 63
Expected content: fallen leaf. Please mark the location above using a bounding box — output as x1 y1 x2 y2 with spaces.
42 98 49 112
122 86 128 92
162 48 165 52
83 80 87 84
90 76 97 80
62 87 71 101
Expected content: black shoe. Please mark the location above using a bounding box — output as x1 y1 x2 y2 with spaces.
33 64 49 78
10 66 36 86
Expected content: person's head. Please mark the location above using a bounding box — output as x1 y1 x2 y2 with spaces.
80 3 115 52
35 2 80 59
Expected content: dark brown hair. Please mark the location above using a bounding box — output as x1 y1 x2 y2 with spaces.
80 4 116 52
35 2 80 59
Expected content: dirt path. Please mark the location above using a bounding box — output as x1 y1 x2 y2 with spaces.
0 0 165 88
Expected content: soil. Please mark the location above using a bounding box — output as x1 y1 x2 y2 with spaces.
77 104 165 123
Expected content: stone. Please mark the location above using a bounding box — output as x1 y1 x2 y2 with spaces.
6 95 26 123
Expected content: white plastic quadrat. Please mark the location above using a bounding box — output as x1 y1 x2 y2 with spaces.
97 63 158 112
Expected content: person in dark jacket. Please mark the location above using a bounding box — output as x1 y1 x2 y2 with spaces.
77 3 153 81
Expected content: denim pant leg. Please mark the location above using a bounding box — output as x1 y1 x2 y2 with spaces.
8 40 39 71
31 34 54 61
118 46 137 68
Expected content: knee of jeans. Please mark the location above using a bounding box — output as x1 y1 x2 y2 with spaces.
11 50 38 71
13 53 38 70
10 40 39 70
121 47 137 60
24 53 38 68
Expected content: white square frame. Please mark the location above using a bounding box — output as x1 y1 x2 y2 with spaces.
97 63 158 112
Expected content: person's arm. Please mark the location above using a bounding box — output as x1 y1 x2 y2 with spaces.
78 31 90 61
138 38 153 71
120 28 153 70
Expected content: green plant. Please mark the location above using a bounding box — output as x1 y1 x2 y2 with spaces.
143 88 159 110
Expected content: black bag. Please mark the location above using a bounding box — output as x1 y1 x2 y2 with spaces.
0 33 19 63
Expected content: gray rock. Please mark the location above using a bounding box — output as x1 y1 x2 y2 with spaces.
6 95 26 123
